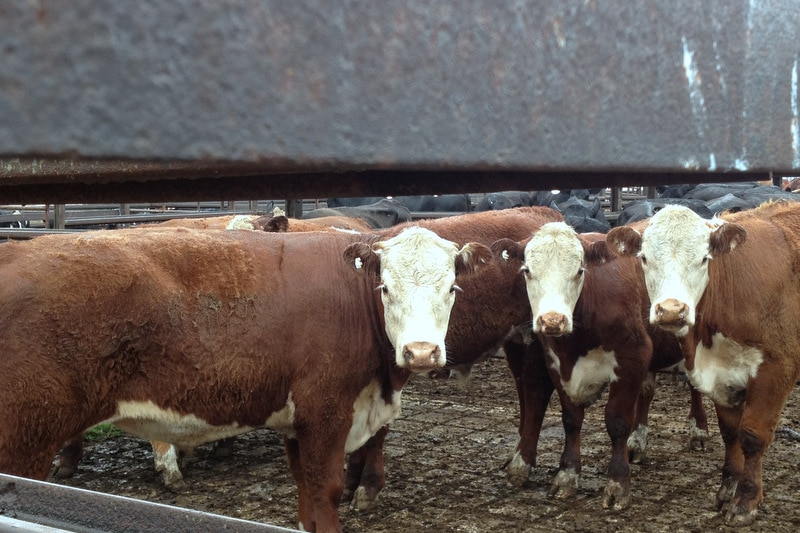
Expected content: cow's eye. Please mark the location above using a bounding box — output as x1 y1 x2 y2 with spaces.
577 267 585 277
377 284 389 295
450 284 463 294
640 255 647 265
701 254 711 265
520 265 531 278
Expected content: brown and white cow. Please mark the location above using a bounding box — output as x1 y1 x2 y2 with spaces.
0 225 491 533
53 212 374 490
606 202 800 526
494 222 708 510
339 206 565 508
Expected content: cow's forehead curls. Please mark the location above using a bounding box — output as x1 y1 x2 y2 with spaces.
525 222 583 263
643 206 714 255
373 227 458 278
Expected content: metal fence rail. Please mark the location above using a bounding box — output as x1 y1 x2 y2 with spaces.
0 474 299 533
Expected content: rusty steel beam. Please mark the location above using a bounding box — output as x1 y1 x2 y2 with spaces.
0 1 798 203
0 474 298 533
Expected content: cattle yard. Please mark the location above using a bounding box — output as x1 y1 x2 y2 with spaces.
4 2 800 531
51 356 800 532
0 187 657 239
2 190 800 533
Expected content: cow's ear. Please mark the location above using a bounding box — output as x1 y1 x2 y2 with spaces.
606 226 642 256
455 242 493 277
709 223 746 255
490 238 525 263
582 238 615 266
264 216 289 233
343 242 381 275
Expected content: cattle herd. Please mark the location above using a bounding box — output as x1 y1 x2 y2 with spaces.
1 181 799 532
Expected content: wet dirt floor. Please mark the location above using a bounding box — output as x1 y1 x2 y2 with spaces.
54 356 799 532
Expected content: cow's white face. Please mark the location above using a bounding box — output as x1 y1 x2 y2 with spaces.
345 226 491 372
638 206 719 335
376 227 460 371
523 222 586 336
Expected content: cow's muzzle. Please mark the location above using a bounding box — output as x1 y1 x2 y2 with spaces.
537 312 570 337
402 341 444 372
653 299 689 330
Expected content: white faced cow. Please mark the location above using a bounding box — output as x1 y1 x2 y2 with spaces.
607 202 800 526
495 222 707 510
0 225 490 533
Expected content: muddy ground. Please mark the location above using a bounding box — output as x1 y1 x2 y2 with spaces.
54 355 799 532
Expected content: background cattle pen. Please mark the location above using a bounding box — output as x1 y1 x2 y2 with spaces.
3 0 800 531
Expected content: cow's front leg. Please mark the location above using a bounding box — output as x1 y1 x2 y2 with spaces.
687 383 709 451
284 437 315 532
722 369 794 526
712 402 744 516
504 339 554 487
603 377 641 511
344 426 387 510
627 372 655 464
293 424 349 533
548 385 584 500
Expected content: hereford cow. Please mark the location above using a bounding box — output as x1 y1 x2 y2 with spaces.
493 222 708 510
0 226 491 533
55 212 373 489
339 206 565 509
606 202 800 525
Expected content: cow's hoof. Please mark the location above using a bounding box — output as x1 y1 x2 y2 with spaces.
601 480 631 511
505 452 531 487
51 464 77 479
689 427 709 452
350 486 378 511
715 477 737 510
212 437 236 458
547 468 579 499
340 488 355 503
628 447 646 464
723 504 759 527
162 475 188 492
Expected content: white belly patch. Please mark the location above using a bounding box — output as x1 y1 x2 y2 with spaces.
689 333 764 408
346 380 402 453
548 347 619 407
109 394 297 448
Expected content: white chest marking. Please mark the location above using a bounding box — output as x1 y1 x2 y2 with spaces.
547 347 619 406
346 380 402 454
689 333 763 407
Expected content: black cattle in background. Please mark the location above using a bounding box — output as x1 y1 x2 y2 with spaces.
392 195 473 212
326 197 386 208
327 195 472 213
303 198 412 229
474 191 533 211
551 196 611 233
650 182 799 219
615 198 714 226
